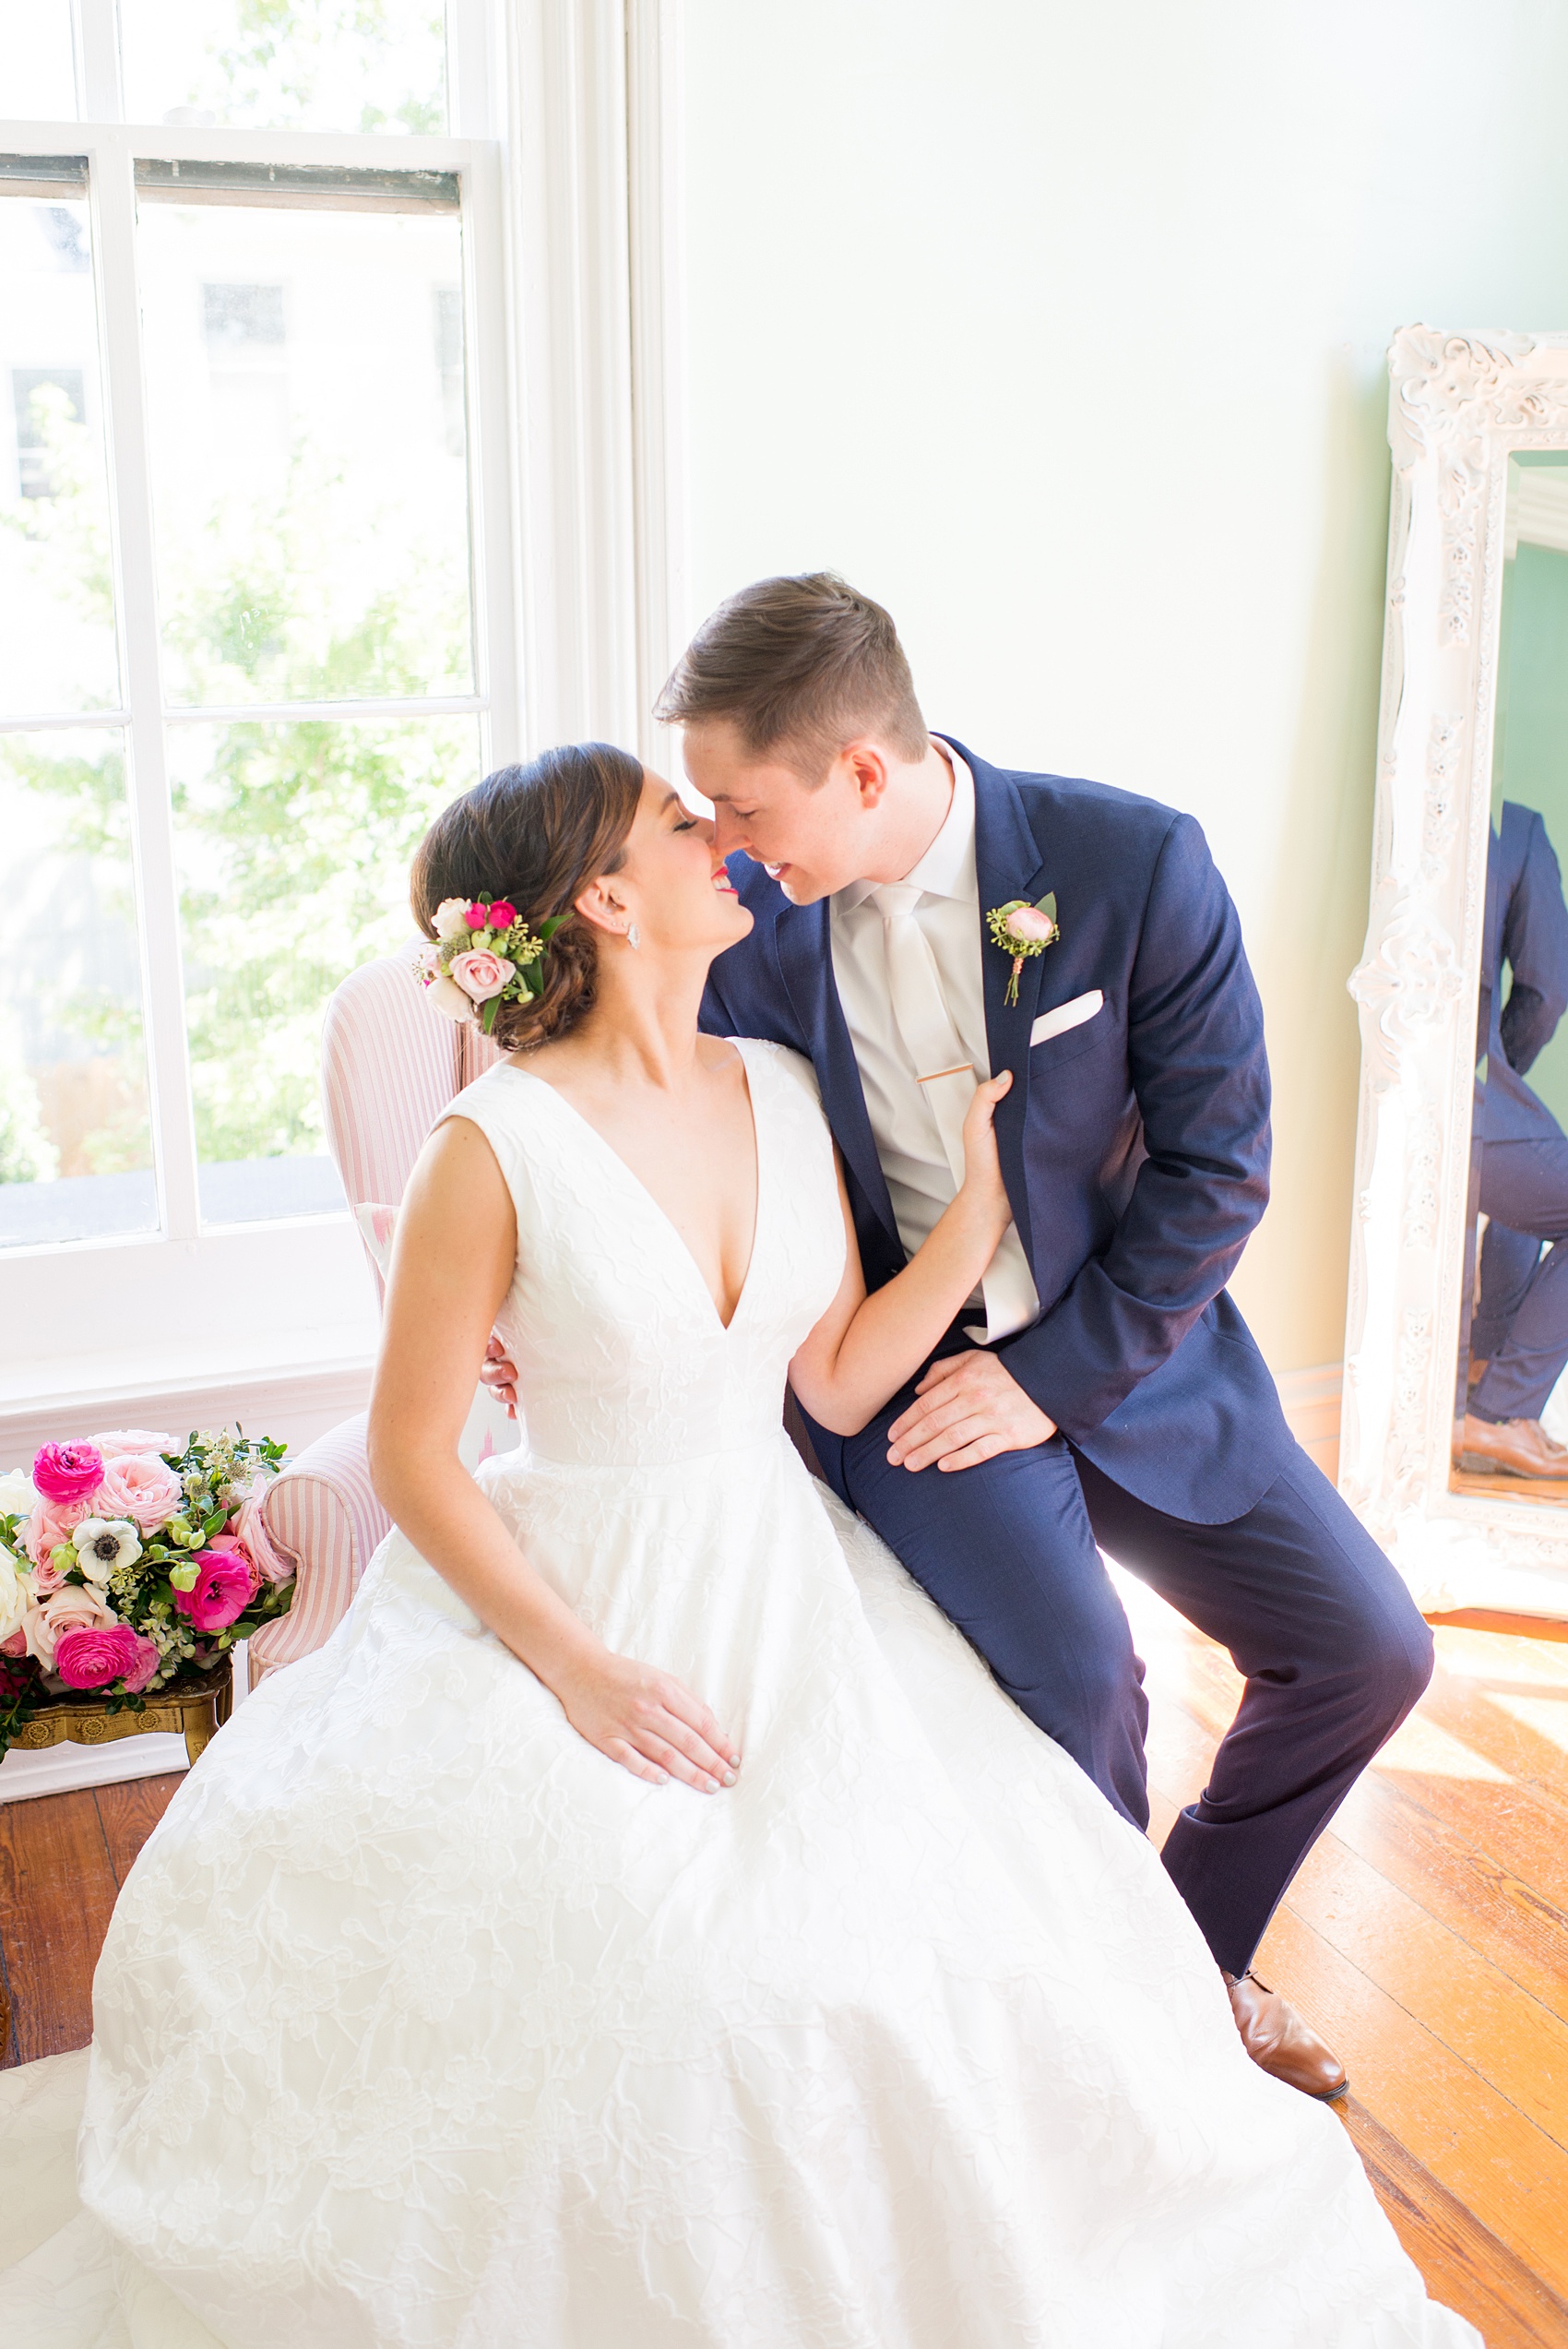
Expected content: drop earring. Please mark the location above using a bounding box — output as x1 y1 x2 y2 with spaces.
626 924 641 950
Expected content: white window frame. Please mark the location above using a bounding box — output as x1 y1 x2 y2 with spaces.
0 0 688 1445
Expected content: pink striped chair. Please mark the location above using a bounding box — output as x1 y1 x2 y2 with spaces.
248 946 502 1685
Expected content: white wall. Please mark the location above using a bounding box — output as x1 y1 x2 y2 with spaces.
677 0 1568 1375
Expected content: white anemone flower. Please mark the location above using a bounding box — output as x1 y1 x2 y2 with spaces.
73 1517 143 1585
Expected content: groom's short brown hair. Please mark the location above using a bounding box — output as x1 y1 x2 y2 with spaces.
654 572 928 780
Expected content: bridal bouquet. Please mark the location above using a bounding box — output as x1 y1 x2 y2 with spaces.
0 1426 295 1759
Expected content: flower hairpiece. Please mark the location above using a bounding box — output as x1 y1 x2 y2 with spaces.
419 898 566 1035
985 892 1060 1007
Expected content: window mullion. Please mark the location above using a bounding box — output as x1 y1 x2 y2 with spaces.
72 0 125 123
92 130 202 1245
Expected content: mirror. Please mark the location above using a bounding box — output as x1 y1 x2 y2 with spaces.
1345 328 1568 1619
1454 453 1568 1501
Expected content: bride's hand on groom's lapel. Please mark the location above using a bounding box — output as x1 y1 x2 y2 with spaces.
885 1351 1057 1475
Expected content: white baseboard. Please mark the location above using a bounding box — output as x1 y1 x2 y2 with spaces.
0 1735 190 1803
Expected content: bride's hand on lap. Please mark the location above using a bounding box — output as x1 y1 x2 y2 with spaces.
553 1648 741 1793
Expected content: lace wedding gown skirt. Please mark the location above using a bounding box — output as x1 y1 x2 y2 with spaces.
2 1042 1474 2347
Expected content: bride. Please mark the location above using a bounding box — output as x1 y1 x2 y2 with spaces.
28 744 1471 2344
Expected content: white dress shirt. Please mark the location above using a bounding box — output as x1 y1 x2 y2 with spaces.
829 745 1041 1342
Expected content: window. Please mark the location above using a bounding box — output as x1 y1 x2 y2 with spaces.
0 0 520 1401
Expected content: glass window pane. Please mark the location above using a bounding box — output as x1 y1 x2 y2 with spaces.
0 173 121 718
136 180 474 707
2 5 78 119
119 0 447 135
169 714 480 1225
0 730 157 1248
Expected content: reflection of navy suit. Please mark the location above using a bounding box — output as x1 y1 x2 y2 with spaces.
702 742 1431 1974
1470 803 1568 1423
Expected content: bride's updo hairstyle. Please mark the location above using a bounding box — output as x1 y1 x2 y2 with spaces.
410 743 644 1051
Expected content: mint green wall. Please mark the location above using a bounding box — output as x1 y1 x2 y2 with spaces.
679 0 1568 1375
1494 519 1568 1130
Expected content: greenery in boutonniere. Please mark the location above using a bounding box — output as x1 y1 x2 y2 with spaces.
986 893 1060 1007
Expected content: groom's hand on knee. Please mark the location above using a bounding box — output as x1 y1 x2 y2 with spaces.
886 1352 1057 1473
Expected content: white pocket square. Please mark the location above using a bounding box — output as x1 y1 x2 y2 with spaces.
1030 989 1103 1047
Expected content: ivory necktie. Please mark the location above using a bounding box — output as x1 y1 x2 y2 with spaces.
871 882 1035 1342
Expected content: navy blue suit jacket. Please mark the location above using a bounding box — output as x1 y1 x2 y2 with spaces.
699 739 1291 1523
1477 801 1568 1146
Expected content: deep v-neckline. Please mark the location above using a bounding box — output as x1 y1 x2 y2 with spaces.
506 1041 766 1334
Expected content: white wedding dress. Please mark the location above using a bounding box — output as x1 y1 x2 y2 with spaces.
2 1040 1474 2348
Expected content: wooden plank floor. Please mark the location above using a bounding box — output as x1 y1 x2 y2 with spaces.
5 1610 1568 2342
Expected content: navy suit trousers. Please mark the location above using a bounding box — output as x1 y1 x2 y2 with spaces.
816 1365 1434 1976
1470 1137 1568 1422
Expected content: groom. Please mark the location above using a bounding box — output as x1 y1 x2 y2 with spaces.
658 571 1433 2100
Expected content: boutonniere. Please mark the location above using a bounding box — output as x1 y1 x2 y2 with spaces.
985 893 1060 1007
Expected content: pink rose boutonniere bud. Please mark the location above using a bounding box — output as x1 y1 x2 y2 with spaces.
448 948 516 1004
53 1620 154 1691
31 1441 104 1508
94 1452 184 1534
173 1549 257 1634
1003 905 1057 945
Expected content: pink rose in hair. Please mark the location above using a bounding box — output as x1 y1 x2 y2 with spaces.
89 1429 175 1457
463 901 488 930
54 1621 151 1691
448 948 515 1004
173 1550 255 1634
31 1442 104 1508
22 1495 90 1568
486 900 517 929
233 1491 293 1586
24 1585 113 1669
95 1453 183 1534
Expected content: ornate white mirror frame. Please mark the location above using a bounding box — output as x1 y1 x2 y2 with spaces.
1345 325 1568 1620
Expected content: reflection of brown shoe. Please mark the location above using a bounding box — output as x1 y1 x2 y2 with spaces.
1457 1413 1568 1478
1223 1971 1348 2100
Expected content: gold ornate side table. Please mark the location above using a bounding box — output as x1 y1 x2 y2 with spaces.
8 1657 234 1771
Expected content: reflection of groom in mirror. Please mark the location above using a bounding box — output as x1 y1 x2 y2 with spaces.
1459 800 1568 1478
633 571 1435 2100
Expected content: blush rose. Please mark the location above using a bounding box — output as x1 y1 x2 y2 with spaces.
448 948 515 1004
95 1453 184 1534
22 1495 91 1569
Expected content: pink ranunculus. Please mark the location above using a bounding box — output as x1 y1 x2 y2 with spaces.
448 948 515 1004
94 1452 184 1534
119 1631 161 1693
233 1491 294 1586
25 1585 113 1669
1004 904 1057 944
22 1495 90 1567
463 901 489 930
0 1627 27 1657
173 1550 255 1634
53 1621 148 1691
486 899 517 929
89 1428 175 1458
31 1442 104 1507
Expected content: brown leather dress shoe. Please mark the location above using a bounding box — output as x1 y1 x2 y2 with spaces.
1222 1971 1348 2100
1457 1412 1568 1479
